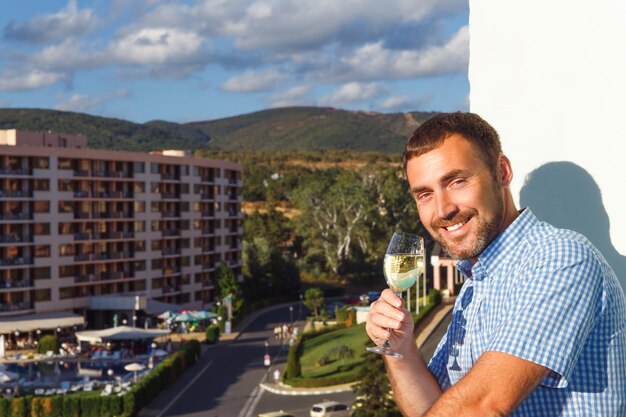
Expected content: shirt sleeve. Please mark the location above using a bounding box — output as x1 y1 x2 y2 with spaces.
486 236 605 388
427 329 452 390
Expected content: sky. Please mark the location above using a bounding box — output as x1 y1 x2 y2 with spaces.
0 0 469 124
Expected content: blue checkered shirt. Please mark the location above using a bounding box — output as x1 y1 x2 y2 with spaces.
427 209 626 416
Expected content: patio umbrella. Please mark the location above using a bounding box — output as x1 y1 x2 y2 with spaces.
124 363 146 382
152 349 168 357
188 310 217 320
0 369 18 383
172 312 195 322
157 311 176 320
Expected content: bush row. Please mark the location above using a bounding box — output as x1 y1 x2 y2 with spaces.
0 340 202 417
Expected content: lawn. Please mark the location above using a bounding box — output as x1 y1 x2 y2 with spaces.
300 323 370 379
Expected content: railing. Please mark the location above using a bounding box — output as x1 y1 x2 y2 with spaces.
0 212 31 221
0 167 32 176
161 211 179 218
0 235 31 243
0 257 32 266
201 211 214 217
202 245 215 253
201 228 215 235
162 248 181 256
162 229 180 237
0 301 33 312
0 190 32 198
0 279 32 288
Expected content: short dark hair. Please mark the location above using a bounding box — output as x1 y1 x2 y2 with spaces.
403 112 502 176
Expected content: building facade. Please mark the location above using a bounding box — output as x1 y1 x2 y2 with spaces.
0 129 243 324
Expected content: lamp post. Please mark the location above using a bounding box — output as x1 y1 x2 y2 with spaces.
263 340 270 367
289 306 293 325
299 294 303 319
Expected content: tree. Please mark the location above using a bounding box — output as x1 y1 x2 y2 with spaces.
303 287 324 320
352 351 402 417
293 170 375 275
215 262 243 320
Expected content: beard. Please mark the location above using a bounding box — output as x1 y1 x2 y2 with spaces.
431 187 505 260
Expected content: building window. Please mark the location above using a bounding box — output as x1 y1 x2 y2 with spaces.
34 289 52 302
59 287 75 300
133 201 145 213
34 223 50 235
58 180 72 192
58 158 73 170
151 163 159 174
58 201 73 213
33 267 51 280
134 221 145 232
34 245 50 257
59 244 74 256
33 179 50 191
59 265 75 278
34 201 50 213
133 182 145 193
134 161 145 173
34 157 49 169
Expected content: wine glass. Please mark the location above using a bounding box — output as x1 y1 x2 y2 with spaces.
367 232 424 358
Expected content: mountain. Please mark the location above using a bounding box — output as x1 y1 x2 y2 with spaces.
0 107 436 152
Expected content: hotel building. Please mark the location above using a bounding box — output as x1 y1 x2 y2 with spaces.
0 129 242 329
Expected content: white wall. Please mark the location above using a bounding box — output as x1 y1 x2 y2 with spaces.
469 1 626 290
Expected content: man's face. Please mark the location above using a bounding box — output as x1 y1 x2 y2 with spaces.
406 135 506 260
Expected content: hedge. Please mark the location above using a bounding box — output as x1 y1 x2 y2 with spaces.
205 325 220 344
0 340 202 417
37 336 59 355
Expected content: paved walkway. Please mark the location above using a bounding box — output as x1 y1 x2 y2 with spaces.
259 302 454 395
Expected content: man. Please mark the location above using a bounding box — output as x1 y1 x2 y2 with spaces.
365 112 626 416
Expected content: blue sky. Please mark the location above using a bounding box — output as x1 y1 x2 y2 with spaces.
0 0 469 124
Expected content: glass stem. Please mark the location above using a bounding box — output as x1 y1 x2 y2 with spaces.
382 290 403 347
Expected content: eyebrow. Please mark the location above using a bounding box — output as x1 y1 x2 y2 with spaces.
410 169 470 195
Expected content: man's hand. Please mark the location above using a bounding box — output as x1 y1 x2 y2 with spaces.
365 289 416 357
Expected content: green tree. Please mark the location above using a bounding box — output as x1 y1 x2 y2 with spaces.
215 262 243 320
293 170 375 275
303 287 324 320
352 351 402 417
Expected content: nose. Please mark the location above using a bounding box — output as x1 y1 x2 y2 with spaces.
435 191 458 221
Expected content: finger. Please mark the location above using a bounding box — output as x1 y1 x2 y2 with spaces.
380 288 403 308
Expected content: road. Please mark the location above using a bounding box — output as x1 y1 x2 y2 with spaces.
138 304 452 417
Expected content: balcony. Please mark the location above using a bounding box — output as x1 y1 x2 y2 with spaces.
202 245 215 253
0 279 32 289
0 167 32 176
201 228 215 235
161 211 179 218
0 212 31 221
201 210 214 218
0 190 32 198
0 301 33 313
162 266 181 276
161 192 180 200
201 176 214 183
0 257 32 267
0 235 31 244
161 247 181 256
162 229 180 237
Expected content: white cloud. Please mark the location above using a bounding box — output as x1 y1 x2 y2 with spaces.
54 90 130 113
318 82 383 106
109 27 204 66
222 69 288 93
379 94 433 111
0 70 65 91
3 0 99 43
269 85 312 107
326 25 469 82
33 40 103 71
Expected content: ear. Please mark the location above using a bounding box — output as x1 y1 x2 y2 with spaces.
498 154 513 187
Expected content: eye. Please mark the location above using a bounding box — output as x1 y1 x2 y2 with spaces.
450 178 466 188
416 192 432 202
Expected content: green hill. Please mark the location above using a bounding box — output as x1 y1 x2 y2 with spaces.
0 107 436 152
188 106 436 152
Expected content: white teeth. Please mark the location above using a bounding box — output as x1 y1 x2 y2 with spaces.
446 221 466 232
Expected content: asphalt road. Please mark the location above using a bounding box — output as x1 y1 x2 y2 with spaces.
138 304 452 417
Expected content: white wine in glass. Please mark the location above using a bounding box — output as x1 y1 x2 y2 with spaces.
367 232 424 358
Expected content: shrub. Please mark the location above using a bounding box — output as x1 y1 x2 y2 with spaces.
285 338 302 379
37 335 59 354
205 325 220 344
427 288 441 305
317 345 355 366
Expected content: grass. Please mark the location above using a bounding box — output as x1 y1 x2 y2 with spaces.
296 300 438 384
300 323 370 379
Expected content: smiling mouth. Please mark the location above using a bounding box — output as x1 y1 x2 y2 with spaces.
442 218 469 232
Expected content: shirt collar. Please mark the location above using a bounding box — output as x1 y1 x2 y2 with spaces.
456 208 538 279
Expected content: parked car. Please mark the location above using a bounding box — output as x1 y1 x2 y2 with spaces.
310 401 351 417
325 301 346 318
360 291 381 305
258 411 296 417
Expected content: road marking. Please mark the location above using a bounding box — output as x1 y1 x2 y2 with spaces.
238 384 265 417
156 359 214 417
